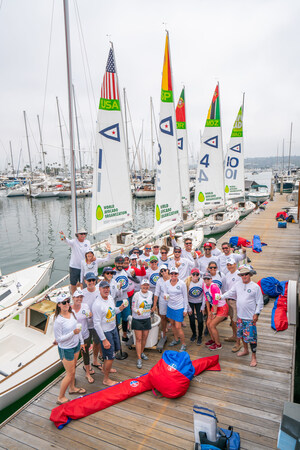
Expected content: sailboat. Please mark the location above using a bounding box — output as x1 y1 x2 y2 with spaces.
194 84 239 235
91 44 153 263
175 87 200 231
225 95 255 218
154 33 203 246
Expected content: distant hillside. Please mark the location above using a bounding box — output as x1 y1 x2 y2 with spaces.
244 156 300 169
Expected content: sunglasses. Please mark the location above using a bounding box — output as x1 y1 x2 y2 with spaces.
60 299 70 305
209 266 217 269
222 247 229 250
240 273 250 277
185 242 192 245
86 279 96 282
161 252 167 255
78 233 87 235
105 272 113 275
192 273 200 276
170 272 178 275
145 247 151 250
160 269 167 272
174 251 181 253
150 260 158 263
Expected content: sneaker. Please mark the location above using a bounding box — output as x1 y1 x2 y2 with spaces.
141 352 148 360
190 334 196 342
122 336 129 342
197 337 202 346
136 359 142 369
169 339 180 347
209 343 222 351
205 339 215 346
179 344 187 352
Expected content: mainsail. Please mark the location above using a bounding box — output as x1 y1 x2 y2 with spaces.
91 45 133 235
194 83 224 213
176 87 190 208
154 32 183 235
224 96 245 200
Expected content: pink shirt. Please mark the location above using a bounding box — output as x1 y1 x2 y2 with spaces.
203 283 226 307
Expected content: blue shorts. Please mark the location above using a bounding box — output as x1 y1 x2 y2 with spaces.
100 327 120 360
116 300 131 324
58 342 80 361
167 306 184 323
237 318 257 343
69 267 81 286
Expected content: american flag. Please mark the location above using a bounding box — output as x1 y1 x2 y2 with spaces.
101 47 119 100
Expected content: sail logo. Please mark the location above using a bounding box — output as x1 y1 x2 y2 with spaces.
99 123 120 142
189 286 203 298
115 276 129 290
160 116 173 136
167 363 177 372
130 380 139 388
204 136 218 148
230 144 241 153
177 137 183 150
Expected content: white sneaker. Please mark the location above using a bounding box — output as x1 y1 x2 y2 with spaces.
141 353 148 360
137 359 142 369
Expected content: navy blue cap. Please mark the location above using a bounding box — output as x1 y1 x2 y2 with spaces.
84 272 97 281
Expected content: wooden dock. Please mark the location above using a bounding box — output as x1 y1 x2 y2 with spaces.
0 193 299 449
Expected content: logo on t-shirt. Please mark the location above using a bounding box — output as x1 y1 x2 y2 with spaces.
247 289 251 293
189 286 203 298
212 279 222 288
150 273 159 286
205 292 213 305
105 307 115 322
115 275 129 290
176 285 181 290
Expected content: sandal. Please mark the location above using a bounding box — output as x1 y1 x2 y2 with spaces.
86 376 94 384
56 399 69 405
83 367 95 375
91 363 103 371
69 387 86 395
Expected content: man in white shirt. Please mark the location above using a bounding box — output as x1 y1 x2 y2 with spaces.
198 243 219 275
207 238 222 257
93 281 125 386
221 267 263 367
173 246 195 281
224 257 241 352
171 235 199 264
139 244 152 264
218 241 247 275
60 228 91 295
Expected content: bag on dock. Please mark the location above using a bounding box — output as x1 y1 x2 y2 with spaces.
277 221 287 228
194 425 240 450
252 235 267 253
271 281 288 331
193 406 217 443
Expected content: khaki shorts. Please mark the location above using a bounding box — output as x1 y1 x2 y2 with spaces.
227 299 237 322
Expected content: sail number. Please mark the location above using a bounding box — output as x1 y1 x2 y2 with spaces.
225 156 239 179
157 144 162 166
198 153 209 182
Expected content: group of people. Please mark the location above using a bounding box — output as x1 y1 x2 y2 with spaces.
53 229 264 405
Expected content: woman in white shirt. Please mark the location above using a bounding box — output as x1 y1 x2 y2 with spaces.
53 293 86 405
80 245 111 287
153 265 170 339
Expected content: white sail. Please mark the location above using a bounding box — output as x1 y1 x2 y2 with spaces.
224 98 245 200
154 32 183 235
176 87 190 208
91 45 133 235
194 84 224 213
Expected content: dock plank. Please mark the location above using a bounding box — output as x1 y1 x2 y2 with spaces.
0 194 298 450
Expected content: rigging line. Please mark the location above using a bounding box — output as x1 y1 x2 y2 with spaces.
74 0 97 146
41 0 55 129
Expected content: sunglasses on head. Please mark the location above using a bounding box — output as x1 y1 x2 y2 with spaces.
60 299 70 305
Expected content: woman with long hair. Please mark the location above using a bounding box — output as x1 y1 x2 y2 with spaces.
153 265 170 338
54 293 86 404
185 268 205 345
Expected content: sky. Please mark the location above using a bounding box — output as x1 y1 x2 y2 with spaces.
0 0 299 172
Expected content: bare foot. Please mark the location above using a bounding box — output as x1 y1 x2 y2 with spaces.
86 375 95 383
250 356 257 367
237 350 249 357
100 367 117 373
56 396 69 405
103 379 118 386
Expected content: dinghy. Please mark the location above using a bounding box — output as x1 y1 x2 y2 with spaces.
227 200 255 218
0 259 54 311
248 184 270 203
201 210 239 236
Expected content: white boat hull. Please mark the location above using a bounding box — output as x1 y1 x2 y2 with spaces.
31 191 58 198
134 190 155 198
247 193 269 203
227 201 255 219
197 211 239 236
57 188 92 198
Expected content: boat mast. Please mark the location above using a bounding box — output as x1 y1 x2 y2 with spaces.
150 97 154 175
23 111 33 179
73 84 83 179
63 0 77 234
288 122 293 174
37 114 46 174
282 139 284 172
56 97 68 178
9 141 15 176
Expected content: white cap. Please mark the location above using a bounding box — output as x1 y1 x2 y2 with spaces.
141 278 150 285
170 267 179 274
226 257 236 265
55 293 70 304
129 254 138 260
73 288 84 298
159 264 168 271
207 238 217 245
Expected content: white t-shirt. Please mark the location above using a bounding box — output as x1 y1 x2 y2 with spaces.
80 256 110 283
158 257 171 268
174 258 195 281
140 253 151 264
218 252 246 275
197 255 219 274
222 281 264 320
132 290 153 320
165 279 188 312
187 279 205 308
82 287 100 329
54 313 83 348
224 270 241 300
73 303 90 339
210 272 227 293
212 247 222 257
92 295 121 341
171 238 198 263
113 269 130 301
146 267 160 293
65 238 91 270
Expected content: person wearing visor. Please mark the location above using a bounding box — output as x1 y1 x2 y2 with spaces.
59 228 91 295
185 268 205 345
53 293 86 405
131 279 153 369
164 267 189 352
203 271 229 351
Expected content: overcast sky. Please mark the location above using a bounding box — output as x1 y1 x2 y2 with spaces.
0 0 299 172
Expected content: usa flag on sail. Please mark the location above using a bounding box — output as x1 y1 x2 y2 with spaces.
92 44 132 235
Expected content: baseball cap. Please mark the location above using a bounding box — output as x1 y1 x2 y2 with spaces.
99 280 110 288
203 272 212 279
129 254 138 260
55 293 71 304
159 264 168 271
73 289 84 298
204 242 212 248
115 256 124 263
150 255 158 262
170 267 179 274
226 257 236 265
85 272 97 281
207 238 217 245
141 279 150 285
102 266 116 274
191 268 200 275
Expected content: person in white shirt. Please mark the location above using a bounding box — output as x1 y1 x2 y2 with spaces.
113 256 131 342
224 257 242 352
218 241 247 275
173 246 196 281
185 268 205 345
151 242 161 259
80 246 111 287
93 281 125 386
153 265 170 339
59 228 91 295
102 266 119 301
198 242 219 275
170 234 199 264
165 267 189 352
145 256 160 293
53 293 86 405
159 245 171 267
131 279 153 369
139 244 152 264
207 262 226 293
207 238 222 257
221 267 264 367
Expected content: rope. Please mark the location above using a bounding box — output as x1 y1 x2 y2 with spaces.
41 0 55 129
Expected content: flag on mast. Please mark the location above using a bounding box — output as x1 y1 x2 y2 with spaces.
176 88 190 207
